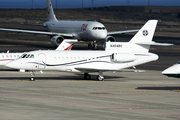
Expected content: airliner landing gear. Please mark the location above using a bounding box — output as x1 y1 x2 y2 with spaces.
84 73 91 80
96 71 104 81
29 71 35 81
88 41 98 50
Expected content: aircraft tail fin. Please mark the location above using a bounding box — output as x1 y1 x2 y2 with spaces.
46 0 57 21
56 39 78 50
129 20 157 44
105 20 173 53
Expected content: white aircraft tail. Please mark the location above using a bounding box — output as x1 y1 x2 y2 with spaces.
105 20 173 53
46 0 57 21
56 39 78 50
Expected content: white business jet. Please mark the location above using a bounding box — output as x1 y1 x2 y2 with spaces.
0 0 138 49
162 61 180 78
6 20 173 81
0 39 76 66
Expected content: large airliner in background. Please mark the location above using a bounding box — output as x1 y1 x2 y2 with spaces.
6 20 173 81
0 0 138 49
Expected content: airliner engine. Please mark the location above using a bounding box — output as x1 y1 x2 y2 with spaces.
105 36 116 42
50 36 64 47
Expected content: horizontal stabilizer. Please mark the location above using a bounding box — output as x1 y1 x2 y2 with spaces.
135 41 174 46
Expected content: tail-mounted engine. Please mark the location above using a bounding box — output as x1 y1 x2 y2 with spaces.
111 53 137 63
50 36 64 47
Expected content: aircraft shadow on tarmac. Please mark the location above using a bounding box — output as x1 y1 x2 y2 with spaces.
0 74 126 81
136 86 180 91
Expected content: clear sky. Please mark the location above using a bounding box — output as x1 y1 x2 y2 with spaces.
0 0 179 9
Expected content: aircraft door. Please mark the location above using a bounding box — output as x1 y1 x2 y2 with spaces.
38 53 46 69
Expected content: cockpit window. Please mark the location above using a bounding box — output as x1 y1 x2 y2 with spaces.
20 54 34 58
26 54 30 58
20 54 27 58
176 61 180 64
30 54 34 58
92 27 106 30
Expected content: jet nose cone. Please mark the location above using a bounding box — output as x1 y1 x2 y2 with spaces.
101 31 107 39
5 61 17 69
96 30 107 39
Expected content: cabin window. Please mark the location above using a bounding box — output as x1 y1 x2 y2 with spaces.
6 55 8 58
2 55 4 58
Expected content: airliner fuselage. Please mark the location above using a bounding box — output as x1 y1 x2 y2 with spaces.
44 21 107 41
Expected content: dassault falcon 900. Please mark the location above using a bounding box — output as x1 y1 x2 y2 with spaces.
0 0 139 49
6 20 173 81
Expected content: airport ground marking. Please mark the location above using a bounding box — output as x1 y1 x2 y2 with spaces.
0 93 180 116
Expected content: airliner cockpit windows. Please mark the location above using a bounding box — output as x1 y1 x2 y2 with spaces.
176 61 180 64
92 27 106 30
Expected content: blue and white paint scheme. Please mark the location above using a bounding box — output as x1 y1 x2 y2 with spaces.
5 20 173 81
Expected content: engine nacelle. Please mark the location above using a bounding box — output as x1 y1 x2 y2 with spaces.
111 53 137 63
50 36 64 47
105 36 116 42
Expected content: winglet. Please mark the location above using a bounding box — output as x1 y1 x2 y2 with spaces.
56 39 78 50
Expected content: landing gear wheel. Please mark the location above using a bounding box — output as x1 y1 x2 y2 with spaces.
88 41 98 50
84 73 91 80
96 75 104 81
29 77 35 81
29 71 35 81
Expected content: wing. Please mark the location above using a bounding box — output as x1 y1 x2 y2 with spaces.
75 67 144 73
0 28 73 37
107 29 139 35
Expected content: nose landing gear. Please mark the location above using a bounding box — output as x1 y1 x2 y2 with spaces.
29 71 35 81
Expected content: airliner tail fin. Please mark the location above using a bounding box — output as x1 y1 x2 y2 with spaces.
46 0 57 21
56 39 78 50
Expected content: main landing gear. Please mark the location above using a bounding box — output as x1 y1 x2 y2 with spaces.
88 41 98 50
29 71 35 81
84 71 104 81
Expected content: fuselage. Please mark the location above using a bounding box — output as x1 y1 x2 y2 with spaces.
0 53 22 66
44 21 107 41
6 50 158 73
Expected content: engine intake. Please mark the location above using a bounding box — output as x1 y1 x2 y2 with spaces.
105 36 116 42
50 36 64 47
